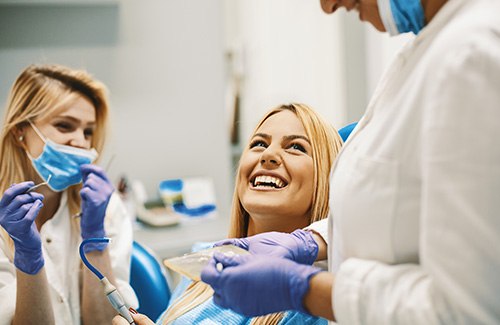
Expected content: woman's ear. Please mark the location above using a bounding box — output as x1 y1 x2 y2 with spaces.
13 125 26 146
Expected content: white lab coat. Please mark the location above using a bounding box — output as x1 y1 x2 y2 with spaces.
329 0 500 324
0 193 138 325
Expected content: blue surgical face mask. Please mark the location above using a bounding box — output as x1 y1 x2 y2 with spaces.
377 0 425 36
27 121 98 192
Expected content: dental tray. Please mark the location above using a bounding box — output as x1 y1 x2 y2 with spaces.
163 245 250 281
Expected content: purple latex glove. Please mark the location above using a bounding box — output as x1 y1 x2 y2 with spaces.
80 164 114 252
201 252 321 316
214 229 319 265
0 182 45 274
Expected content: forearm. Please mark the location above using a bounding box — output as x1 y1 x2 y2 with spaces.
13 268 55 325
81 248 117 325
303 271 335 321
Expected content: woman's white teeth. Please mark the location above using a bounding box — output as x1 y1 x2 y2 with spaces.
253 175 285 188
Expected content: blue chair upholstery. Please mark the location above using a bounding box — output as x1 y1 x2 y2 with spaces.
338 122 358 142
130 241 171 321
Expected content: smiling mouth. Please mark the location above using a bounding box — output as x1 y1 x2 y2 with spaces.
250 175 288 189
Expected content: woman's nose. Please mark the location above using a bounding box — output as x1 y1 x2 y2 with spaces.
320 0 357 14
260 146 282 168
68 131 89 149
320 0 338 13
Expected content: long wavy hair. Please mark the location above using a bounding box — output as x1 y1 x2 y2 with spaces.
0 64 109 258
162 103 343 324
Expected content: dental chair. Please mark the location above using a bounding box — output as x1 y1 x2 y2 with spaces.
130 241 171 321
338 122 358 142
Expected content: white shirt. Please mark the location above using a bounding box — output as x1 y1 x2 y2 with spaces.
0 193 138 325
329 0 500 324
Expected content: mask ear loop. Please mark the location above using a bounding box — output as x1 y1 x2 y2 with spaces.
27 120 48 144
23 120 49 161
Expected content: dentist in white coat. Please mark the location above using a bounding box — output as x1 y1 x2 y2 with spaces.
201 0 500 324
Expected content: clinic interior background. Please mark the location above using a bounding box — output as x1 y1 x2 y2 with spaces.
0 0 412 258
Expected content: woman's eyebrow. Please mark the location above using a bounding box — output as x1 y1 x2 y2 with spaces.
252 133 271 140
283 135 311 144
54 115 96 126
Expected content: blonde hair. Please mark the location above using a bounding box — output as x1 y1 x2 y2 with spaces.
162 103 343 324
0 64 109 258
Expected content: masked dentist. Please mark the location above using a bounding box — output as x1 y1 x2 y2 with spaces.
0 64 137 324
201 0 500 324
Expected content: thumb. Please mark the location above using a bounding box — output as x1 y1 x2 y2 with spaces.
24 200 43 223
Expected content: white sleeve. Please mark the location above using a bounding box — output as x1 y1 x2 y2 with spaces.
0 239 16 325
334 37 500 323
105 193 139 309
304 218 329 246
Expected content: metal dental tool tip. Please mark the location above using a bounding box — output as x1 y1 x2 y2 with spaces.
26 174 52 193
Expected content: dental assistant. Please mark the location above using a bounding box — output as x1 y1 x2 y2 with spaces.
201 0 500 324
0 64 137 324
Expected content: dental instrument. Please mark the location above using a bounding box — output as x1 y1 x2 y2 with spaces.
26 174 52 193
80 238 135 324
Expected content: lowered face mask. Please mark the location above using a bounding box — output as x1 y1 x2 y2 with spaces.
377 0 425 36
27 121 98 192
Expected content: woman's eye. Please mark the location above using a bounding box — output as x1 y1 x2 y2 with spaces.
84 129 94 138
54 122 73 131
289 143 307 153
249 140 267 149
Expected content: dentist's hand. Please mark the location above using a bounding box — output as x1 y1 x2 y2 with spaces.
214 229 319 265
0 182 45 274
201 253 321 316
80 164 114 251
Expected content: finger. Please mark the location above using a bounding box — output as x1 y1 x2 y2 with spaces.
212 292 229 309
28 192 44 202
213 238 249 250
82 174 101 191
24 200 43 223
131 313 156 325
201 257 222 288
213 239 236 247
80 187 92 202
111 315 129 325
7 193 40 211
213 252 244 268
80 164 110 183
1 182 35 205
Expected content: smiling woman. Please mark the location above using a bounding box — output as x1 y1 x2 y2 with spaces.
112 103 342 325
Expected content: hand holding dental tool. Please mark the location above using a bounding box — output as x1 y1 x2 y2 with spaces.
0 182 45 274
214 229 319 265
80 164 115 252
80 238 135 324
201 252 322 317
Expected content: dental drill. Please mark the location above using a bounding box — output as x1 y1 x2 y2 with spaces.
79 238 135 324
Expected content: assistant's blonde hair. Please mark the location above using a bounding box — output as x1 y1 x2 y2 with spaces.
162 103 343 324
0 64 109 258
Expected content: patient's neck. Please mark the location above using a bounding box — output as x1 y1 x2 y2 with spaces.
247 215 310 236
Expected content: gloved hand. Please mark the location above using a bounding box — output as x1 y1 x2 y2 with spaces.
0 182 45 274
80 164 114 252
214 229 319 265
201 252 322 316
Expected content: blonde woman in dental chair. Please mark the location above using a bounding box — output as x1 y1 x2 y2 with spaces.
113 103 343 325
0 64 137 325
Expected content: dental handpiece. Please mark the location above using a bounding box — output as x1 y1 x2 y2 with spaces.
80 238 135 324
101 277 135 324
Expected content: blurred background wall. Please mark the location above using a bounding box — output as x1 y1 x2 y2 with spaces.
0 0 412 257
